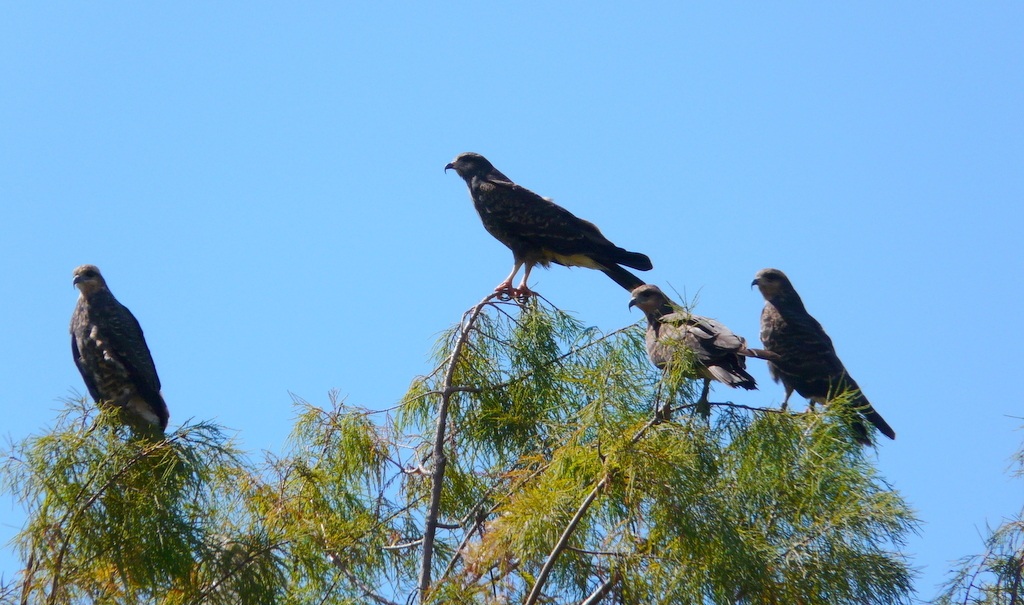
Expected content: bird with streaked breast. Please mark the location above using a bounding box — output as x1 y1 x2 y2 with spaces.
71 264 169 432
752 267 895 445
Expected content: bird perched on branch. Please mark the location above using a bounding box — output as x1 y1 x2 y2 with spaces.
445 152 652 297
71 264 169 431
629 284 759 417
752 268 895 445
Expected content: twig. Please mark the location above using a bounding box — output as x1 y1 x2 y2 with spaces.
707 401 787 414
417 292 499 602
328 556 401 605
382 540 423 551
579 573 620 605
566 546 627 558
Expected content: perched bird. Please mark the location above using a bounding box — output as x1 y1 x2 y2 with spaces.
752 268 895 445
70 265 169 431
445 152 652 296
629 284 758 416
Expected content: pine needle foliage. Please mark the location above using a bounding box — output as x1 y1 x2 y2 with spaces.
0 398 278 605
394 294 916 605
934 432 1024 605
2 293 916 605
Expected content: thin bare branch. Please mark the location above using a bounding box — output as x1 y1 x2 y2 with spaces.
579 573 620 605
382 540 423 551
525 416 659 605
524 477 608 605
328 555 401 605
566 546 628 558
417 292 500 602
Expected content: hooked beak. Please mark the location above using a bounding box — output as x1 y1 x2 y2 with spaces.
444 162 454 173
750 278 759 290
628 298 637 311
73 275 84 287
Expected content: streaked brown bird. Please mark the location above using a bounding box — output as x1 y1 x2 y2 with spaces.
71 265 169 431
445 152 652 297
630 284 758 416
752 268 895 445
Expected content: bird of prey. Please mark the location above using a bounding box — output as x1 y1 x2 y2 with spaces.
445 152 652 297
71 265 169 431
752 268 895 445
629 284 758 417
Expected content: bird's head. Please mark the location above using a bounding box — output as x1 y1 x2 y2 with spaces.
72 264 107 295
751 268 792 300
629 284 671 314
444 152 494 180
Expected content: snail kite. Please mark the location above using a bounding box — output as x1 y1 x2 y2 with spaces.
71 264 169 431
630 284 758 416
445 152 652 296
752 268 895 444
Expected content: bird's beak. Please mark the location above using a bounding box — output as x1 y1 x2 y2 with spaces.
750 278 759 289
73 275 84 287
628 298 637 311
444 162 454 173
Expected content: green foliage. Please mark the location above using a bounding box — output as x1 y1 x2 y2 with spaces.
934 434 1024 605
0 398 275 605
2 294 917 605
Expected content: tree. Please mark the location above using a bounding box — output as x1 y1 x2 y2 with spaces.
2 293 917 604
934 436 1024 605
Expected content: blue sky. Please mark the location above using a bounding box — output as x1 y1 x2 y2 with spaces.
1 2 1021 597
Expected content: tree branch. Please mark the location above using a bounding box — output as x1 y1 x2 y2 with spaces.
417 292 499 602
579 572 620 605
438 461 554 584
524 477 608 605
525 416 659 605
328 555 401 605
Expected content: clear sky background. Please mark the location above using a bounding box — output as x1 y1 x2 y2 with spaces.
1 2 1021 598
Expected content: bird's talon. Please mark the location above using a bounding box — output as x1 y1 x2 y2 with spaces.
494 283 517 301
514 288 533 302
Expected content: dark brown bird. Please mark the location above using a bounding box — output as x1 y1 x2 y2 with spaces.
71 265 168 431
752 268 894 445
445 152 652 296
629 284 757 415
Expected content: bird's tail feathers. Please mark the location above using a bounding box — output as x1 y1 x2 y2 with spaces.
134 391 170 432
708 365 758 390
833 389 895 444
616 250 653 271
601 264 647 292
850 392 896 441
850 421 872 446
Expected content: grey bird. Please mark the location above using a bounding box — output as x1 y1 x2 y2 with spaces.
446 152 652 296
752 268 895 445
71 265 168 431
629 284 758 417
